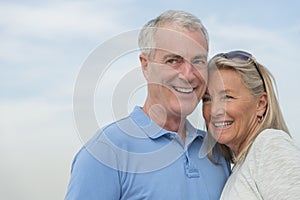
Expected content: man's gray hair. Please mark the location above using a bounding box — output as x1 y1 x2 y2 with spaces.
138 10 209 57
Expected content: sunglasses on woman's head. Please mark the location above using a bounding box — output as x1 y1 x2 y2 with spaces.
212 50 253 62
212 50 265 90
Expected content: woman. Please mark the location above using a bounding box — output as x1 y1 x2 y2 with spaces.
202 50 300 199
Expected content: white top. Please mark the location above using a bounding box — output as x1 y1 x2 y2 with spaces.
220 129 300 200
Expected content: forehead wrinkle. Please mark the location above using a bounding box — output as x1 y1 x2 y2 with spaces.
154 29 207 60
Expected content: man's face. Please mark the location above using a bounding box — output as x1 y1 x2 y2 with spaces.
141 27 208 119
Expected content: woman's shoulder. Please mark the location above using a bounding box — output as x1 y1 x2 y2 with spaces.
250 129 300 163
248 131 300 199
253 129 291 146
247 129 297 166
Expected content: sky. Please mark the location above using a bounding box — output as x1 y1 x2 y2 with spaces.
1 0 300 199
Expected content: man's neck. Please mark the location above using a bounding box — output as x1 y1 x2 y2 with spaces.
142 104 187 144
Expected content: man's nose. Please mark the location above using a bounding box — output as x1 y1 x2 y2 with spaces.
178 60 196 82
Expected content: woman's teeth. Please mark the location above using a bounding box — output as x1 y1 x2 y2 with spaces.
213 122 232 128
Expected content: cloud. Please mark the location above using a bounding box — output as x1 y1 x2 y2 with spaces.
0 1 125 40
206 17 299 56
0 1 131 65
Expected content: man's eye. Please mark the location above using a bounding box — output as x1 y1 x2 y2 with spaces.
166 57 184 65
193 59 206 65
165 56 184 66
166 59 178 64
192 57 207 69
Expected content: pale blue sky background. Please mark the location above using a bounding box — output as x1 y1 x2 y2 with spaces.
1 0 299 199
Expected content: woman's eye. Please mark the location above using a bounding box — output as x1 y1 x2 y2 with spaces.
221 95 234 101
202 96 211 103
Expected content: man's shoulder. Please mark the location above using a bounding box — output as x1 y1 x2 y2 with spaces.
84 115 136 148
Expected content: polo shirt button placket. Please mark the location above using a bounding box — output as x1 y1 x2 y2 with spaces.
184 151 200 178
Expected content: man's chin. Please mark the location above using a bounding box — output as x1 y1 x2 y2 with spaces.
176 106 197 118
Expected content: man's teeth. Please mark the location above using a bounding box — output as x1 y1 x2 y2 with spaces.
174 87 193 93
213 122 232 128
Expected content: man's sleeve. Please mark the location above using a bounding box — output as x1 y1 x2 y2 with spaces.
64 147 121 200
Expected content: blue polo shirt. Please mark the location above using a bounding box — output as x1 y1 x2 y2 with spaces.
65 106 230 200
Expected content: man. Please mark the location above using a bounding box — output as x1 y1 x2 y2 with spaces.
65 10 230 200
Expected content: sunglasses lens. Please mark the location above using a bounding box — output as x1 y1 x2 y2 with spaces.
225 51 252 61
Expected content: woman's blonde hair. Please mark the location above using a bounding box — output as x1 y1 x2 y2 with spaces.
206 51 289 164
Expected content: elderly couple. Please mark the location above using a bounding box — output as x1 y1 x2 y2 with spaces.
65 10 300 200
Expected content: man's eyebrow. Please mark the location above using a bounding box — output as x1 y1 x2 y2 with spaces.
161 54 207 63
192 54 207 60
162 54 183 60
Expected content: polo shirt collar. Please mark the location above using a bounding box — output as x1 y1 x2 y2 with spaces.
130 106 205 139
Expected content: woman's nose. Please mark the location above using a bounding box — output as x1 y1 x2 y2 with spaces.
210 100 226 117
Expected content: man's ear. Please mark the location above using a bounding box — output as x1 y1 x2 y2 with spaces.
257 92 267 117
139 53 149 80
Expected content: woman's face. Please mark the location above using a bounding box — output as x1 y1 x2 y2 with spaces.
202 69 262 154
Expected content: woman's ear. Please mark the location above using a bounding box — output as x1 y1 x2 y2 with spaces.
257 92 267 117
139 53 149 80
